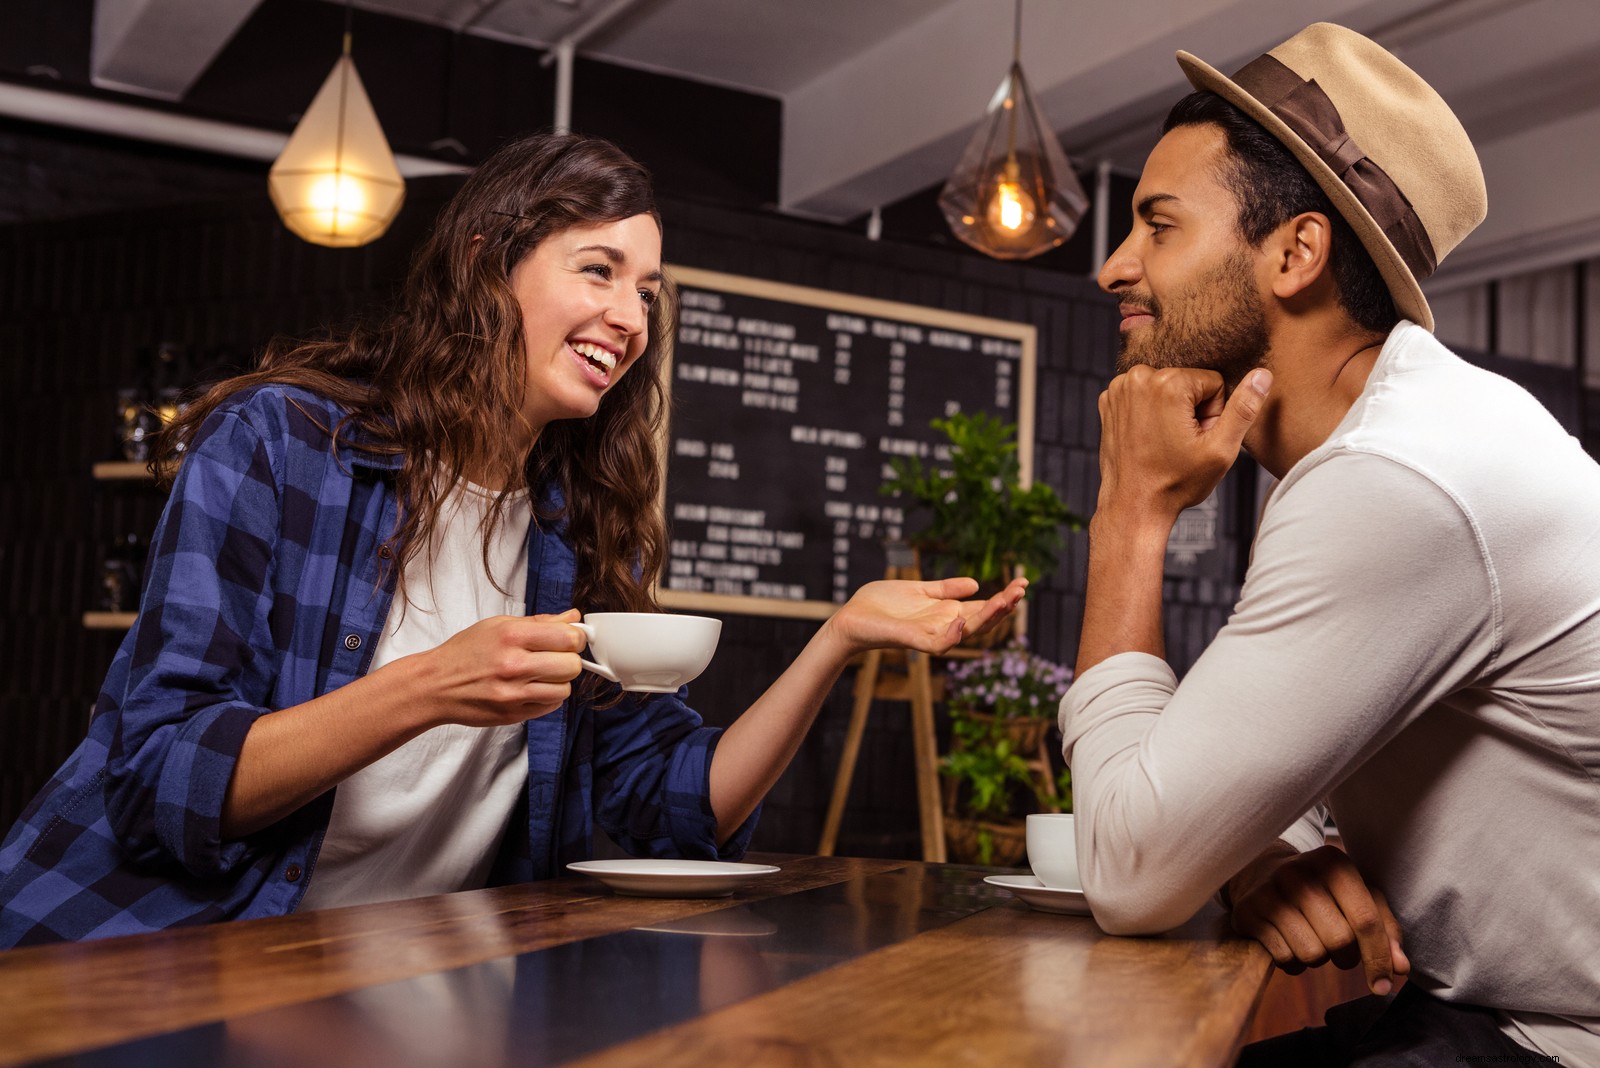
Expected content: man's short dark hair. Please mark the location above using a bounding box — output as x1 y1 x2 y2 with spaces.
1163 91 1399 334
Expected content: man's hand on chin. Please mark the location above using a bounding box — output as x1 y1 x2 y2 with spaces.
1094 365 1272 523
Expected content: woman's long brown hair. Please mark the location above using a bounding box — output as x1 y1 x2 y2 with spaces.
156 133 673 625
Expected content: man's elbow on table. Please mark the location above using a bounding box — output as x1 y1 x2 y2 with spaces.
1082 865 1210 936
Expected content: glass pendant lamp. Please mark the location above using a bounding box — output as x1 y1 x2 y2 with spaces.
268 3 404 248
938 0 1087 260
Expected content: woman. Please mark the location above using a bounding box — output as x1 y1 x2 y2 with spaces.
0 133 1024 946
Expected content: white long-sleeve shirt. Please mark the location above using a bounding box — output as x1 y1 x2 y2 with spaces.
1060 322 1600 1063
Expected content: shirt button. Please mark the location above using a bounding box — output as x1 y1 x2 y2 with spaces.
344 634 362 651
377 545 392 560
284 864 303 883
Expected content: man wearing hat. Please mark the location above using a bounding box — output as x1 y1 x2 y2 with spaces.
1060 22 1598 1065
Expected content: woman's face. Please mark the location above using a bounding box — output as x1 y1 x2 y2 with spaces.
511 213 663 435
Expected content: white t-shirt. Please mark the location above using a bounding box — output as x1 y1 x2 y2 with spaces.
1060 323 1600 1063
298 480 532 911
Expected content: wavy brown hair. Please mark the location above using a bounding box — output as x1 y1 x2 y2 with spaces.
157 133 673 623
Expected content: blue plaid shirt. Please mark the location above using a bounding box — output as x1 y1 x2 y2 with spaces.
0 384 754 946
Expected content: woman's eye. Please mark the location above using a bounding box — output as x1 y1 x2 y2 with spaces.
639 289 658 308
582 263 613 279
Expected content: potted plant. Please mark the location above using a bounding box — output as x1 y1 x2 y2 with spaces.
879 410 1085 588
940 713 1041 867
939 640 1075 866
944 640 1076 756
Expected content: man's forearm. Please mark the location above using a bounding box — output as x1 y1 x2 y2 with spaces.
1075 507 1173 676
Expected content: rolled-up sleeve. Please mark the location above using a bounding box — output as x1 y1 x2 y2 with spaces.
103 408 283 876
591 690 758 860
1060 453 1496 934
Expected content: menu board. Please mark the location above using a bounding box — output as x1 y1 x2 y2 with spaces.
659 266 1037 619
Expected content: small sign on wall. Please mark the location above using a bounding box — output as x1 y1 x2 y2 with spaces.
1165 490 1220 576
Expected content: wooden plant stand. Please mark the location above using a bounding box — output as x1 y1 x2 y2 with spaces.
817 546 947 861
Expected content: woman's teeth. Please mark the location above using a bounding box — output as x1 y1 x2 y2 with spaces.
571 342 616 373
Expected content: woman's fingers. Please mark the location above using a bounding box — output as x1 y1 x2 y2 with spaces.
428 616 588 725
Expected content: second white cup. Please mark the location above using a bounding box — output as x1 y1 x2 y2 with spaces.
1026 813 1080 890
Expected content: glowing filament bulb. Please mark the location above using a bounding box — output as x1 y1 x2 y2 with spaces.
997 181 1029 230
988 160 1036 235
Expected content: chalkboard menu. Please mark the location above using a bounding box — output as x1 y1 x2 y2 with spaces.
660 266 1037 619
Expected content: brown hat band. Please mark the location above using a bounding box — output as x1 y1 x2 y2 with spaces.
1231 54 1438 280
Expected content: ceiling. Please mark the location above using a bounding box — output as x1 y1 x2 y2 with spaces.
56 0 1600 287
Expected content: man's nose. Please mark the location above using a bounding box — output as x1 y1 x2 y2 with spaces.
1097 233 1141 294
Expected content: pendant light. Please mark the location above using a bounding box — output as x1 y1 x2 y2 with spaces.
268 2 404 248
938 0 1087 260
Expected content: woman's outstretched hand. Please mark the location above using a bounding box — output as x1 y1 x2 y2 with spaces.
821 576 1029 658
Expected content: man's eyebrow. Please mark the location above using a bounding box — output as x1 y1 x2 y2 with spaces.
1135 193 1180 217
573 243 663 284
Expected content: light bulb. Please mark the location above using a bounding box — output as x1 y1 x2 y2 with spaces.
308 171 369 237
987 177 1036 235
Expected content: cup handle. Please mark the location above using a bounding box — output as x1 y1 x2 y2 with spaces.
568 622 618 683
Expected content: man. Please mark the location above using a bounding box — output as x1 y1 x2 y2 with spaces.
1061 22 1598 1066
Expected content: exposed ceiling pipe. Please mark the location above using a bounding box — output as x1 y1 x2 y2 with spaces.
0 80 470 177
539 0 647 134
1090 158 1113 274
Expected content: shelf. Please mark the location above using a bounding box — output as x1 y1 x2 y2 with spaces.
83 611 137 630
92 461 155 481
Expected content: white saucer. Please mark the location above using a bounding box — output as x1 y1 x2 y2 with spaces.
984 874 1093 915
567 859 781 898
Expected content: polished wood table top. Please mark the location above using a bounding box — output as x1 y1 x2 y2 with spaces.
0 855 1271 1067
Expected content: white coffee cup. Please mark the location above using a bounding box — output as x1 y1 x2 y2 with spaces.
569 612 722 693
1026 813 1080 890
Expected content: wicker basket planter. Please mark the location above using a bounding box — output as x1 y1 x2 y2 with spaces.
944 815 1028 867
962 711 1052 755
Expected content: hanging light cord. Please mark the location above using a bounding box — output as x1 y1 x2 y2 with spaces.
331 0 353 235
1005 0 1022 162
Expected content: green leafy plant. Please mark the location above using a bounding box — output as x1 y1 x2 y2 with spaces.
1055 766 1073 814
880 411 1084 584
940 714 1043 822
944 639 1074 722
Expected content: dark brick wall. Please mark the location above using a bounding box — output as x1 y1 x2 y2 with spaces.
0 173 1256 858
0 118 265 226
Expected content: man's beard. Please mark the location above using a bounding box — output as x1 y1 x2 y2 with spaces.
1115 250 1270 390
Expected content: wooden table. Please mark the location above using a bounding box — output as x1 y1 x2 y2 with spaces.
0 855 1272 1067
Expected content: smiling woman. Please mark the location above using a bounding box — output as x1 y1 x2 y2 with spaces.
513 214 663 431
0 131 1026 947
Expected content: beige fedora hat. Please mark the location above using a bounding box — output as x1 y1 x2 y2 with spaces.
1177 22 1486 331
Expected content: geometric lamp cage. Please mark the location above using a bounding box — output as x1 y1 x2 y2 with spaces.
938 13 1087 260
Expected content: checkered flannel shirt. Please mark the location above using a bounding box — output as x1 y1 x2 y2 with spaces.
0 384 753 946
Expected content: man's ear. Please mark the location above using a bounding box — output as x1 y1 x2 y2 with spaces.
1269 211 1333 301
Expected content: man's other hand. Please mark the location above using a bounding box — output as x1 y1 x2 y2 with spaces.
1227 843 1410 997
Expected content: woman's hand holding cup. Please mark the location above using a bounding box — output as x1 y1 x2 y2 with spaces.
423 609 586 727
